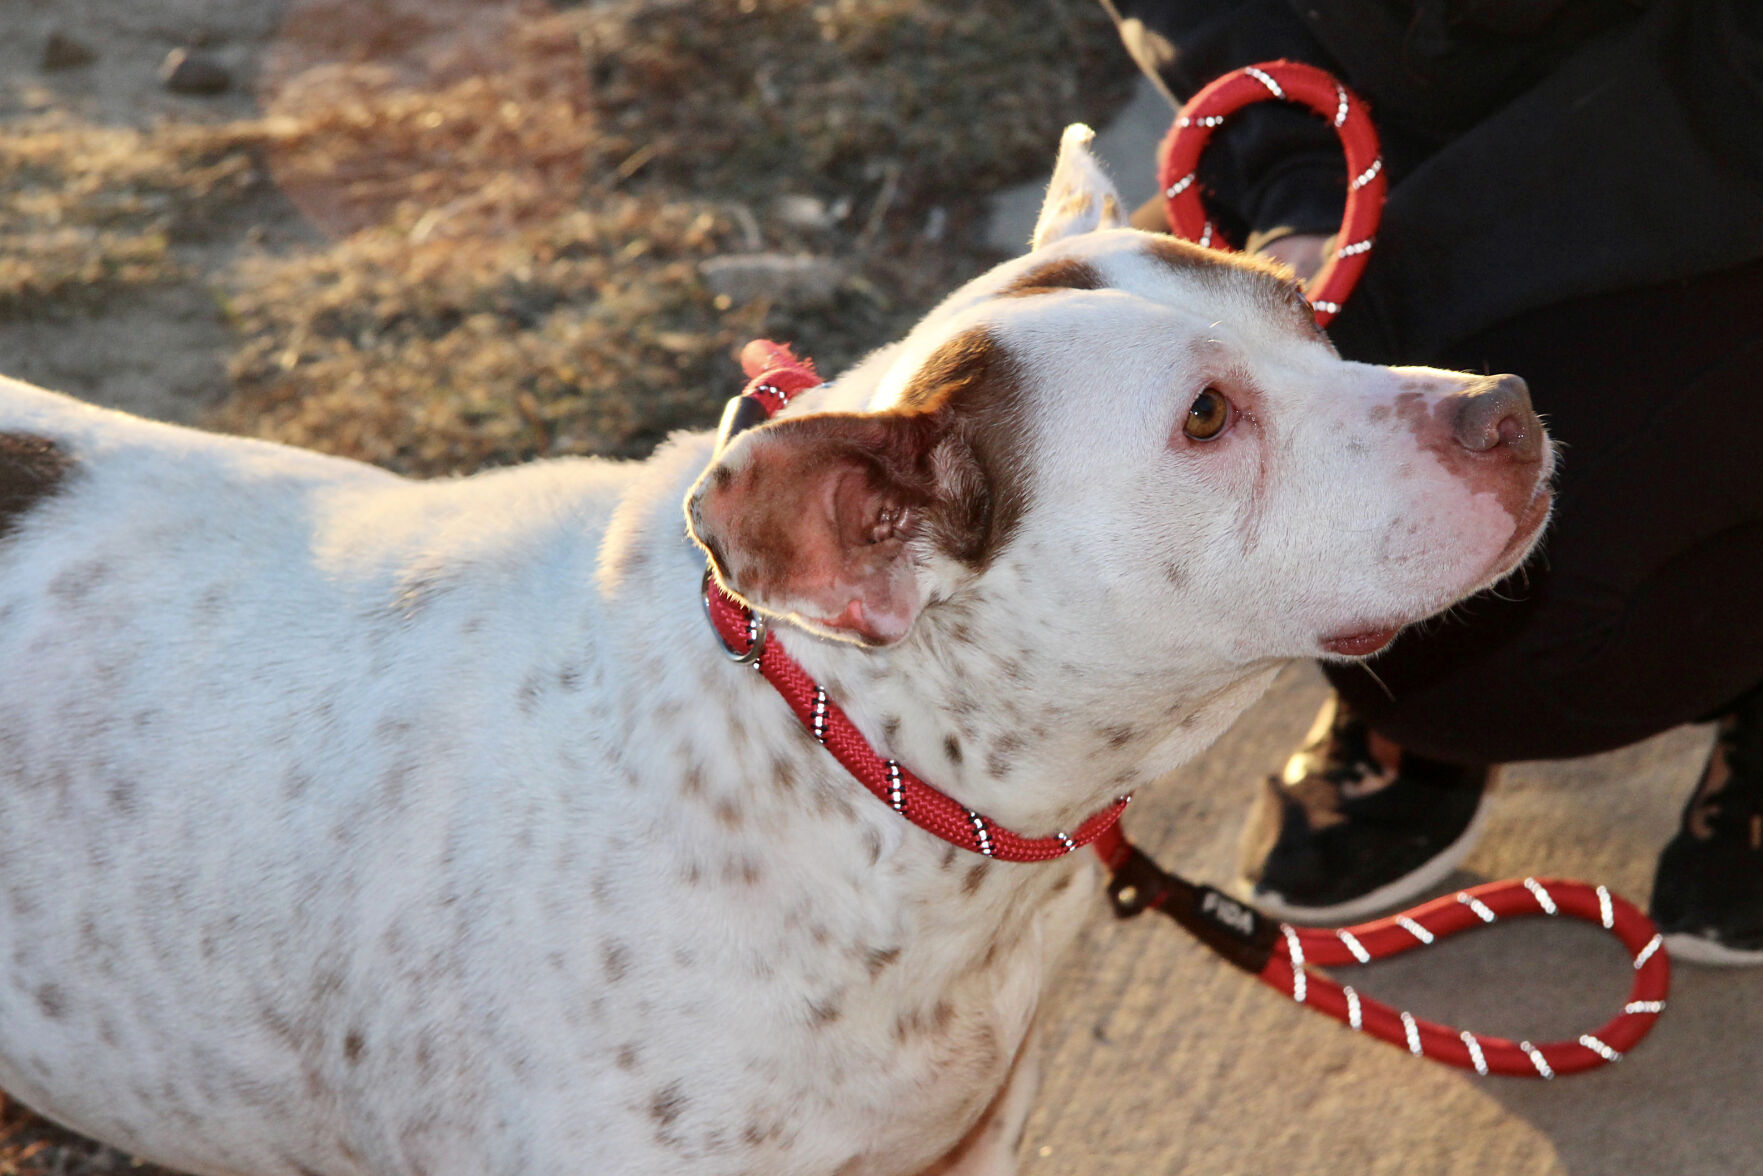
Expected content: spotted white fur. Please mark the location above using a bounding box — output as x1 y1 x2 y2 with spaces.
0 126 1551 1176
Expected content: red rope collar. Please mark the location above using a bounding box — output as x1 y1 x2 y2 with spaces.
702 341 1130 864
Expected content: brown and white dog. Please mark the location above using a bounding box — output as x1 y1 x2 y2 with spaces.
0 126 1550 1176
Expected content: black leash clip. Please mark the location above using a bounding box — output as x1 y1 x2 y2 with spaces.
1106 841 1279 974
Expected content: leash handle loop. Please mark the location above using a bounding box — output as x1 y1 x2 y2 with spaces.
1104 831 1671 1077
1258 876 1670 1077
1158 60 1385 325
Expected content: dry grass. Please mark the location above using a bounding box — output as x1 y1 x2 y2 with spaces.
0 0 1133 1169
2 0 1131 473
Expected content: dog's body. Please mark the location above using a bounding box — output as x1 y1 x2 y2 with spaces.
0 129 1552 1176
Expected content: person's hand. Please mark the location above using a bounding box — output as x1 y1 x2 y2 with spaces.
1256 233 1333 288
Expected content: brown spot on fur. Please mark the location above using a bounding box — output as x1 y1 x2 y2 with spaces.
649 1082 688 1126
49 559 108 604
617 1043 640 1071
343 1030 365 1063
723 855 763 886
808 995 843 1026
864 946 901 977
1000 257 1104 298
942 734 963 764
602 941 631 982
1104 725 1138 749
106 777 137 816
1142 236 1318 339
985 731 1024 780
0 433 72 542
961 861 990 896
770 756 799 796
35 984 65 1019
1394 383 1545 518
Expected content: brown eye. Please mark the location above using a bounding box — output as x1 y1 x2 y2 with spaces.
1182 387 1232 441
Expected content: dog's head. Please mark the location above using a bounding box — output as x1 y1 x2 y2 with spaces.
687 126 1552 671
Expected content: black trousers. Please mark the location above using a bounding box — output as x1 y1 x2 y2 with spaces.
1327 258 1763 764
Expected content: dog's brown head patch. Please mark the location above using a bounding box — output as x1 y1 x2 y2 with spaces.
894 326 1029 567
998 257 1104 299
1141 236 1321 341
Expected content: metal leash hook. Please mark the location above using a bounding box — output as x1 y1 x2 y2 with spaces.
1119 61 1671 1076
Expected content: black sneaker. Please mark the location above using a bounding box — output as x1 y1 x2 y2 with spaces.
1650 686 1763 966
1237 696 1492 923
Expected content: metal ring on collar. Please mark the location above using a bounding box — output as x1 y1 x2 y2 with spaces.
701 568 768 664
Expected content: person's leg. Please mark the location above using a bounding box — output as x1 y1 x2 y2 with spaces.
1241 259 1763 945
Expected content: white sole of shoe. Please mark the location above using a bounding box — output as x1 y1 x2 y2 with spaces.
1661 930 1763 967
1239 793 1493 926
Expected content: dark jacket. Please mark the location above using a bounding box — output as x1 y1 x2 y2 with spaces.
1102 0 1763 363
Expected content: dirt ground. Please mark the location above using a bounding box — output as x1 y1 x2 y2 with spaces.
0 0 1130 466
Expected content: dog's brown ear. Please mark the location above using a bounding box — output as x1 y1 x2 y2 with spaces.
687 411 954 645
1031 124 1129 252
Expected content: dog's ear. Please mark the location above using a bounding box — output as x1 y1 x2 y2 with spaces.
687 411 956 646
1031 123 1129 252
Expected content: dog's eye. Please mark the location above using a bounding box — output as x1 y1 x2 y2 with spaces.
1182 388 1232 441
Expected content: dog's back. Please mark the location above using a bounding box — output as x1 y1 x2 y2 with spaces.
0 374 657 1173
0 376 1055 1176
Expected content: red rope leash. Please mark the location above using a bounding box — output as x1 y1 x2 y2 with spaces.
1141 59 1670 1076
1158 60 1385 325
702 341 1131 864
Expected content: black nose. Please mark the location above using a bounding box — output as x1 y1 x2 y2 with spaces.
1452 374 1542 460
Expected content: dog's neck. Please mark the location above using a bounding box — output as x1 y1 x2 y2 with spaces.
602 429 1280 843
781 583 1283 834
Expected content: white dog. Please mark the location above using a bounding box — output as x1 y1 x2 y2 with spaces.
0 127 1550 1176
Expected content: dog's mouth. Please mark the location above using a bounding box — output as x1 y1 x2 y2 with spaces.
1319 481 1555 662
1319 627 1401 658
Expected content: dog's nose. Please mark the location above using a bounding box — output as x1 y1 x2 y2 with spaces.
1451 374 1542 461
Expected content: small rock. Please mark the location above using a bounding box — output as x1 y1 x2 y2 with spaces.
773 194 845 233
699 253 846 309
159 48 232 96
41 31 96 71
